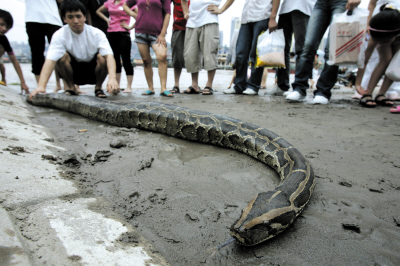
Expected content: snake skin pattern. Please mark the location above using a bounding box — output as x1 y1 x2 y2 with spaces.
29 94 315 246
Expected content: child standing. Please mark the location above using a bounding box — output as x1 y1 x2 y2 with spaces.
0 10 29 94
97 0 135 93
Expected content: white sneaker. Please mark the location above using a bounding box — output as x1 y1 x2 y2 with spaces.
286 91 306 102
283 90 292 96
243 88 258 95
266 85 286 96
224 87 239 94
313 95 329 104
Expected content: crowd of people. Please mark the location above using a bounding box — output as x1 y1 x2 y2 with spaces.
0 0 399 112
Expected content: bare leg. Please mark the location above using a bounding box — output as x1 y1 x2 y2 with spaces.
124 75 133 93
35 75 40 84
55 53 76 93
53 71 62 93
174 67 182 87
152 43 168 93
202 69 216 95
116 73 121 88
95 53 109 97
137 43 154 93
227 69 236 89
260 68 268 89
0 64 6 85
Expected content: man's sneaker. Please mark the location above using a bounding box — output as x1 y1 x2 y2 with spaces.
224 87 239 94
313 95 329 104
266 85 286 96
286 91 306 102
283 89 292 96
243 88 258 95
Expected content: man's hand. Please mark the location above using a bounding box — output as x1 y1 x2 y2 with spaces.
207 5 222 14
21 82 29 95
346 0 361 10
156 34 167 48
107 77 119 95
268 18 278 33
183 12 190 20
29 87 46 101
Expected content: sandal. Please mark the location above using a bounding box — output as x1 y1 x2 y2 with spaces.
375 94 394 107
359 95 376 108
183 86 200 94
142 90 155 95
390 105 400 114
65 90 79 96
169 86 180 93
160 91 173 97
202 86 213 95
95 89 107 98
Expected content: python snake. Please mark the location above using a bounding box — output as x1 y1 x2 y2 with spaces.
29 94 315 246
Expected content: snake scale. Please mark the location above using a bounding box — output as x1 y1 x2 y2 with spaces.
29 94 315 246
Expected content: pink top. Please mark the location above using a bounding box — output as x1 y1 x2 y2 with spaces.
104 0 136 32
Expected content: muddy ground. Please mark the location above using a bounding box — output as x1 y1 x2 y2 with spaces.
22 77 400 266
3 63 398 265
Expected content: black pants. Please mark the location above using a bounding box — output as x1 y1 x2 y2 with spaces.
107 32 133 75
26 22 61 75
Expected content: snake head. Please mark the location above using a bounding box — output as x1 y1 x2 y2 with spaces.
230 190 296 246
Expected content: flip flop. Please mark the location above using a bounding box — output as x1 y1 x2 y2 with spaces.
65 89 79 96
142 90 155 95
95 89 107 98
202 86 213 95
183 86 200 94
390 105 400 114
160 91 173 97
169 86 180 93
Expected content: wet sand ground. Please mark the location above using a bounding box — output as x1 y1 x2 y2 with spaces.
4 64 400 265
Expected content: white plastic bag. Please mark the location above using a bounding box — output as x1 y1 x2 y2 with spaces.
256 29 285 68
328 8 369 67
386 49 400 81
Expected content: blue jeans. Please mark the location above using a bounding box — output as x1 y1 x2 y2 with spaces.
233 19 269 93
277 10 310 91
292 0 347 99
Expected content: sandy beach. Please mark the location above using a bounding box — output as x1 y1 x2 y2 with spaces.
2 64 400 265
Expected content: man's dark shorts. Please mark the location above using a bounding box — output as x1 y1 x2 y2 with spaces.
171 30 185 69
69 52 98 85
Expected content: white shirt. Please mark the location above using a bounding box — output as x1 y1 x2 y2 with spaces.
186 0 222 28
25 0 63 26
373 0 398 15
279 0 317 16
241 0 273 24
47 24 113 62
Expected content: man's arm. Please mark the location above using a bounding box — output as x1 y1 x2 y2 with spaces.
207 0 235 15
8 54 29 94
105 54 119 94
182 0 189 20
29 59 57 100
268 0 280 32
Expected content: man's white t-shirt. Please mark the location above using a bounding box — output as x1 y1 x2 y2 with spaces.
186 0 222 28
241 0 273 24
25 0 63 26
47 24 113 63
279 0 317 16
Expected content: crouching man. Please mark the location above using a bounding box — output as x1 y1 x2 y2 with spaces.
29 0 118 101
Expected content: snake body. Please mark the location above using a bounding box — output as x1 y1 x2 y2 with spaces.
29 94 315 246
